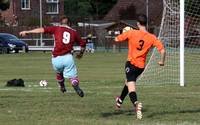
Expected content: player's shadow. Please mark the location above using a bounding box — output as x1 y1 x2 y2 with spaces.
101 110 132 117
101 108 148 118
101 107 200 118
147 108 200 118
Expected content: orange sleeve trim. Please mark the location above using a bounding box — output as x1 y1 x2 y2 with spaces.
116 32 129 42
154 39 164 52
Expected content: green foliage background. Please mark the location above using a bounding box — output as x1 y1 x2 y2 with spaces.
64 0 117 20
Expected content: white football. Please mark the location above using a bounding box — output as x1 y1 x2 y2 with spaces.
39 80 48 87
122 26 133 33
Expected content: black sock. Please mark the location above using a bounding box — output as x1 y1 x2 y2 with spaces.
129 92 137 106
58 81 65 88
120 85 128 101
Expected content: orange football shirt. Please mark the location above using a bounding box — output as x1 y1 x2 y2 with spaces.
116 30 164 68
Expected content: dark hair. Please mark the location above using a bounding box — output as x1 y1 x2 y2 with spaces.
137 14 147 26
60 15 71 26
60 15 68 22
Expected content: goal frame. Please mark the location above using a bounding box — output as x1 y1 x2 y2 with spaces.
180 0 185 86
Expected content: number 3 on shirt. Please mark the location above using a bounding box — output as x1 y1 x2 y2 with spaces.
62 32 71 44
137 40 145 51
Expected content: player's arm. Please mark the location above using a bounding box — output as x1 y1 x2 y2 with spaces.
75 32 86 59
153 38 166 66
19 28 44 37
158 48 166 66
115 31 130 42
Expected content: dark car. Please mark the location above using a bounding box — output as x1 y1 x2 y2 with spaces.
0 33 29 53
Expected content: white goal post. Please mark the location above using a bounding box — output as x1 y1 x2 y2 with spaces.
180 0 184 86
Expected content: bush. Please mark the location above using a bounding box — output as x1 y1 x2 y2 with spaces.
0 0 10 11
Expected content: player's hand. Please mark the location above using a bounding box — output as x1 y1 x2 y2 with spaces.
19 31 28 37
158 61 164 66
76 53 83 59
76 47 85 59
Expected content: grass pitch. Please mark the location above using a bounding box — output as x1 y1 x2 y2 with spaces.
0 52 200 125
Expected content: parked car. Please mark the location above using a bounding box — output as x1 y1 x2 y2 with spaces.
0 33 28 53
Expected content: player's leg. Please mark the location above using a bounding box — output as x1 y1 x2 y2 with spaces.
91 43 95 53
88 43 94 53
52 56 67 93
69 77 84 97
115 80 128 109
115 62 133 108
127 81 142 119
56 73 66 93
86 43 89 52
63 54 84 97
125 61 144 119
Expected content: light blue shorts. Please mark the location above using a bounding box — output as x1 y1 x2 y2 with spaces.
52 54 77 78
86 43 94 49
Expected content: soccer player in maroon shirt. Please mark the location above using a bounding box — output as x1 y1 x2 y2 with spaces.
19 16 86 97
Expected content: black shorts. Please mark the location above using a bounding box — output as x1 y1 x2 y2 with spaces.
125 61 144 82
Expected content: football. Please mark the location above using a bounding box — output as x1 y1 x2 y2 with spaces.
39 80 48 87
122 26 133 33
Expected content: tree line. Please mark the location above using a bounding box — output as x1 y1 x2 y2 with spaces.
64 0 117 21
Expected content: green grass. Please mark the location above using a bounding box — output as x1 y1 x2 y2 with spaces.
0 52 200 125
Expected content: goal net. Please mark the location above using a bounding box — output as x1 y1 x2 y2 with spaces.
138 0 200 85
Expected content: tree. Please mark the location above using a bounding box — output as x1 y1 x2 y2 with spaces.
87 0 117 17
0 0 10 11
119 4 137 20
64 0 117 21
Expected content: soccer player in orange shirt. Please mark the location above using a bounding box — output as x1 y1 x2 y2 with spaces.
115 14 166 119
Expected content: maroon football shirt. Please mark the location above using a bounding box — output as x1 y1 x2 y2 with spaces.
44 26 86 57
